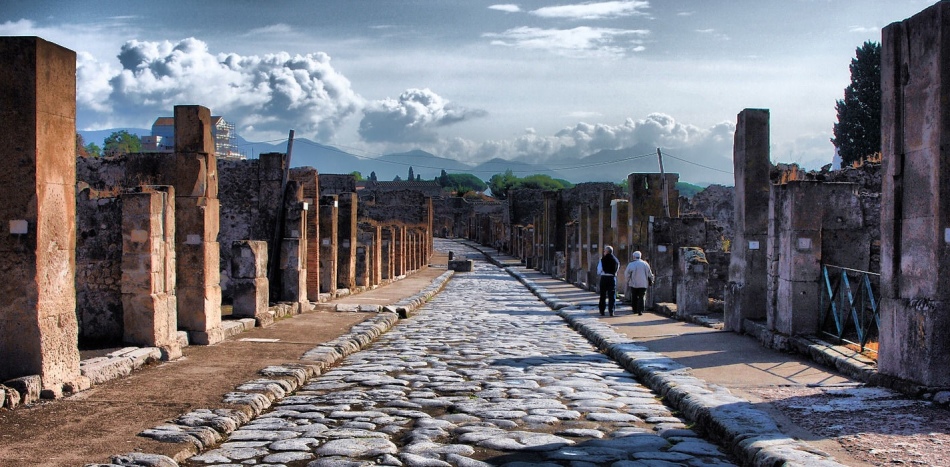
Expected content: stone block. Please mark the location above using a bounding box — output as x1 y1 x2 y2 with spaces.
4 375 41 405
1 384 20 409
188 326 226 346
122 293 177 348
232 277 269 318
175 197 220 243
80 357 134 385
174 105 214 155
177 241 222 289
259 152 286 181
232 240 268 279
448 259 474 272
771 279 820 336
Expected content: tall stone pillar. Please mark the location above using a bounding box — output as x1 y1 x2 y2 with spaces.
336 193 357 291
172 105 223 345
121 188 180 360
381 226 394 281
0 37 83 396
724 108 770 332
542 191 558 274
280 181 307 305
319 195 338 295
394 225 407 277
879 3 950 387
613 199 631 293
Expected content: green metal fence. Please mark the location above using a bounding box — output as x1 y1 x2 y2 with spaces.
819 264 880 354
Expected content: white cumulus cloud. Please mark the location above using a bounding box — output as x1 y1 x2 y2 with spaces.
489 4 522 13
484 26 649 57
531 1 650 20
79 37 362 140
359 88 488 143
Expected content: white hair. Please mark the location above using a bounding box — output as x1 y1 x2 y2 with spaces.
633 251 642 259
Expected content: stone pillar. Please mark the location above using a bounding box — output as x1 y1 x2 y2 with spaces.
381 226 394 281
367 224 382 286
172 105 223 345
394 225 407 277
336 193 357 291
613 199 631 295
724 108 771 332
355 223 377 289
542 191 558 274
280 181 307 305
879 3 950 387
290 168 320 302
319 195 338 295
676 247 709 318
231 240 269 325
121 188 180 360
0 37 82 396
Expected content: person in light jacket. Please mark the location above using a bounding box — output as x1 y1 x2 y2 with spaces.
624 250 654 315
596 245 620 316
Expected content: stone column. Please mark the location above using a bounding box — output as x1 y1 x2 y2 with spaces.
231 240 269 325
172 105 223 345
879 3 950 387
319 195 338 295
336 193 357 291
381 226 394 281
676 247 709 318
542 191 558 274
393 225 406 277
613 199 631 295
280 181 307 306
724 108 771 332
0 37 82 396
121 187 180 360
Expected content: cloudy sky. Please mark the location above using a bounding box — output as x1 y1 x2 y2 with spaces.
1 0 933 184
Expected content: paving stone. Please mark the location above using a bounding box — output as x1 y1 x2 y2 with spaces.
315 437 398 457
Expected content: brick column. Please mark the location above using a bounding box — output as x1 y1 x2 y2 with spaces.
381 226 394 281
879 3 950 387
336 192 357 290
724 108 770 332
121 187 180 360
0 37 83 396
319 195 338 295
290 168 320 301
394 225 407 277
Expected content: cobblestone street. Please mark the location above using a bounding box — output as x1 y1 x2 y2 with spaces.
184 240 736 466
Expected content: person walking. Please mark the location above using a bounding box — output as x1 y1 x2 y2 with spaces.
597 245 620 316
624 250 654 315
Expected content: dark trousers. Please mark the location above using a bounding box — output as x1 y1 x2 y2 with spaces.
599 275 616 313
631 287 647 314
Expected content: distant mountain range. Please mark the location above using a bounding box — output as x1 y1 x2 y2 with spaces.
79 129 725 186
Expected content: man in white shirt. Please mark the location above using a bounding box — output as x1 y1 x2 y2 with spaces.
623 250 654 316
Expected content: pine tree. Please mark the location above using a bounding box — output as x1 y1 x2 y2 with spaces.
832 41 881 166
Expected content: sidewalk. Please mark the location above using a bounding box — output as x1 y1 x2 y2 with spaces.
468 240 950 467
0 252 450 467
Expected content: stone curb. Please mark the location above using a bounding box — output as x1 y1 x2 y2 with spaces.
468 243 846 467
84 269 455 467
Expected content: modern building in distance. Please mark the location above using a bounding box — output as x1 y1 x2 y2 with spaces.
142 115 243 159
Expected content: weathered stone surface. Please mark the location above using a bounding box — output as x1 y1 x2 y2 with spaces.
314 438 398 457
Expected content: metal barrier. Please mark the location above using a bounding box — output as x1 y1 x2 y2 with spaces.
819 264 880 354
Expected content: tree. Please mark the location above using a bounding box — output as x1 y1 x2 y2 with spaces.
76 133 101 158
408 166 414 181
350 171 364 181
103 130 142 156
369 171 378 182
832 41 881 166
487 169 518 200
